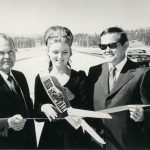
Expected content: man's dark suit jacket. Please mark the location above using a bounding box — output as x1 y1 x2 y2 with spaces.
86 59 149 150
0 70 36 149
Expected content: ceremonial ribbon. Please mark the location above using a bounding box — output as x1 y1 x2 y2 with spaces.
100 105 150 113
1 104 149 120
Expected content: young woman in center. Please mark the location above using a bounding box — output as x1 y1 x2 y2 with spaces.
34 26 101 149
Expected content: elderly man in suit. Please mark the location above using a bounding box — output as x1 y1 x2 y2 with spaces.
0 33 36 149
86 27 149 149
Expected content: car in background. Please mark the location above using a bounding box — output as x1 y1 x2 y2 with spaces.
127 48 150 67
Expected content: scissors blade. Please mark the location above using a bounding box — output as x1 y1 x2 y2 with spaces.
81 119 106 145
65 116 82 129
100 104 150 114
67 107 112 119
100 105 129 113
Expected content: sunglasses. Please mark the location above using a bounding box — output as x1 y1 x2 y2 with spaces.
98 41 121 50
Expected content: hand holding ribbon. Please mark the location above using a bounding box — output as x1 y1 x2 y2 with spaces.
8 114 26 131
39 72 111 145
41 104 58 121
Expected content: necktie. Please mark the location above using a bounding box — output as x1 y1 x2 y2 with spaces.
7 75 28 116
109 66 116 92
7 75 21 94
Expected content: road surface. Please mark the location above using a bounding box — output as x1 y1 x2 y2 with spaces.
14 46 105 146
14 46 105 98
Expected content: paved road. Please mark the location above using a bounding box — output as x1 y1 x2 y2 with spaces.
14 47 105 146
14 47 105 98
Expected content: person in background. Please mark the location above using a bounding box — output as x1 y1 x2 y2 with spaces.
0 33 36 149
140 68 150 149
86 26 149 149
34 26 100 149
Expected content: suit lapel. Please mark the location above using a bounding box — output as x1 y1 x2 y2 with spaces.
108 60 135 96
93 63 109 110
0 75 15 99
98 63 109 95
11 71 28 117
0 75 25 114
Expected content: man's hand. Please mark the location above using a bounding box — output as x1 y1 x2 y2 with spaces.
41 104 58 121
128 105 144 122
8 114 26 131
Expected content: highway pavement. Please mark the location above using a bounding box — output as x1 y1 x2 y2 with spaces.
13 46 105 146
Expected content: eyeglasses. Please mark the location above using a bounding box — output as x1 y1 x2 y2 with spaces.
98 41 121 50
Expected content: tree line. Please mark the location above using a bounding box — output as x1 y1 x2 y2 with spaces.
12 36 44 49
74 28 150 47
12 28 150 49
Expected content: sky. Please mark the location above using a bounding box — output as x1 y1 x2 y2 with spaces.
0 0 150 36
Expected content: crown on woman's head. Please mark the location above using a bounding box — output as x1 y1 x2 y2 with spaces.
44 26 73 46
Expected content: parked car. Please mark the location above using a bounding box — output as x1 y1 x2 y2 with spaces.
127 48 150 67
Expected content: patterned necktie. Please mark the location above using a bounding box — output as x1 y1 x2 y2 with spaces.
7 75 28 116
109 65 116 92
7 75 21 94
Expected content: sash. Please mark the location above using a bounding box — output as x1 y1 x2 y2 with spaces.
40 72 70 113
39 71 106 145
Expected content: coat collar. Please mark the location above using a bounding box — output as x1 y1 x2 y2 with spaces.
108 59 136 96
0 71 28 117
98 63 109 95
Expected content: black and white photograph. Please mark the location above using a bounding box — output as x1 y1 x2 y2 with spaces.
0 0 150 149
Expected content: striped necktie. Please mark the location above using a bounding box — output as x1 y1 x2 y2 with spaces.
109 66 116 92
7 75 18 93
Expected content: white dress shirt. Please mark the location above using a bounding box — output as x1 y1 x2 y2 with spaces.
108 57 127 81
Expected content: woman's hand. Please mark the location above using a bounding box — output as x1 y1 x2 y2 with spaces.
128 105 144 122
41 104 58 121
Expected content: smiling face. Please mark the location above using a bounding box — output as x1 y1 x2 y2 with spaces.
0 38 16 73
101 33 127 66
47 42 71 69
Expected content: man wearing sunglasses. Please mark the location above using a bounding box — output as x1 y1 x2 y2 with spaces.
86 27 149 149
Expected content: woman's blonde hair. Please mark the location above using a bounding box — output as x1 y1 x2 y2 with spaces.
44 26 73 71
44 26 73 46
